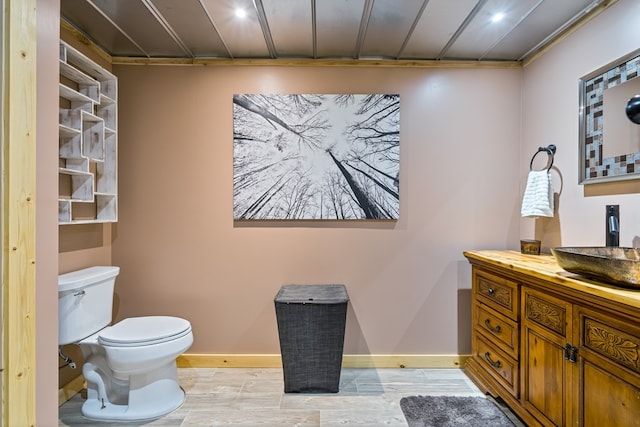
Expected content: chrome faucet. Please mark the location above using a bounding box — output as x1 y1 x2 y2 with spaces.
606 205 619 247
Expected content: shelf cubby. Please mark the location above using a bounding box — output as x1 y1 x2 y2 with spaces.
58 40 118 224
59 125 82 159
97 94 117 131
81 111 105 161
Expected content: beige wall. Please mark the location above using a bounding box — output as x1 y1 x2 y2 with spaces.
111 64 522 355
38 0 638 424
37 0 60 422
521 0 640 249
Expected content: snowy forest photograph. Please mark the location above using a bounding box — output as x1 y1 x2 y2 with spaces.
233 94 400 220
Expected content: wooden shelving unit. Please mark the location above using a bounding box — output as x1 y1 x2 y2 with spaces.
58 40 117 224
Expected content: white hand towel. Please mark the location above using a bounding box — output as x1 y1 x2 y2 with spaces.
521 170 554 218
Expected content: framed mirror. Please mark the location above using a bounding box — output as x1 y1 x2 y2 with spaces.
579 48 640 184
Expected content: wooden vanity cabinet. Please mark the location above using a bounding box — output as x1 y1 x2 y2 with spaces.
464 251 640 427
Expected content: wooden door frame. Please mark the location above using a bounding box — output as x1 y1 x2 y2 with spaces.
3 0 37 425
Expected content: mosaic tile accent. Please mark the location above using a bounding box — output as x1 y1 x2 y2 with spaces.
582 53 640 181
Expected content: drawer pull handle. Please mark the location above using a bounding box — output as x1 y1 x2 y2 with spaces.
484 352 502 369
484 318 502 333
487 288 495 294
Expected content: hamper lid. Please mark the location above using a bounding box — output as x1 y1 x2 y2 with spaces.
275 284 348 304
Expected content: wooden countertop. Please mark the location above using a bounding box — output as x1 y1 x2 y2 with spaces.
463 250 640 309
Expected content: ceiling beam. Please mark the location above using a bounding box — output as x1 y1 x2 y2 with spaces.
197 0 233 58
253 0 277 58
354 0 375 59
111 56 522 69
85 0 149 57
60 19 113 65
438 0 488 60
520 0 618 64
396 0 431 60
478 0 544 61
311 0 317 59
140 0 193 57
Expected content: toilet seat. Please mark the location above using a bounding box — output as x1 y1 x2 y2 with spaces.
99 316 191 347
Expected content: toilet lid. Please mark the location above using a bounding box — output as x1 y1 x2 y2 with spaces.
98 316 191 347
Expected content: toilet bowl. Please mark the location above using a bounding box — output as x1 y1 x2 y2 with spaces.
58 267 194 421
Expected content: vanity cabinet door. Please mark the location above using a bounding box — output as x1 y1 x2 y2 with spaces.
574 306 640 427
521 287 573 427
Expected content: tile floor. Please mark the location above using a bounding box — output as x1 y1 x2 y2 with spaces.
59 368 524 426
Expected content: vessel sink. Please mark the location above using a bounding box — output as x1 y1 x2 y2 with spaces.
551 247 640 288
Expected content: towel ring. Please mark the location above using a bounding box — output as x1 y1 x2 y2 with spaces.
529 144 556 171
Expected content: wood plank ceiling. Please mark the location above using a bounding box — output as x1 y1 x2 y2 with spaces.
60 0 614 63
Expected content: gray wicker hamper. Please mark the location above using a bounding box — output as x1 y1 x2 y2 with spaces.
274 284 349 393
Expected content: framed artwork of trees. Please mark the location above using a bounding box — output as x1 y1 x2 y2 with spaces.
233 94 400 220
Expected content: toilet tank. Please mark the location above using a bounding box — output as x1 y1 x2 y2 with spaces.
58 266 120 345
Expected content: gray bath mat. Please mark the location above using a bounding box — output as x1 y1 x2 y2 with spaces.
400 395 516 427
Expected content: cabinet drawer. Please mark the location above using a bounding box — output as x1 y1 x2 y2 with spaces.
475 303 519 359
523 287 568 339
578 307 640 375
473 333 519 398
474 268 519 320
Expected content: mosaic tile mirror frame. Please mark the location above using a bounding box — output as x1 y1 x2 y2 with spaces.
579 48 640 184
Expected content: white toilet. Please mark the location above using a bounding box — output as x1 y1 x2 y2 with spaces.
58 266 193 421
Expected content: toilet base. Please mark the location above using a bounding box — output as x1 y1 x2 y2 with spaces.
82 389 184 421
82 359 186 421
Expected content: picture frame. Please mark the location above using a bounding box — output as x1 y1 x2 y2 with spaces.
579 48 640 184
233 94 400 220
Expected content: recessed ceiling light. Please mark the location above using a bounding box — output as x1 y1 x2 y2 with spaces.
491 12 505 23
235 8 247 18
